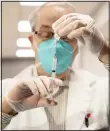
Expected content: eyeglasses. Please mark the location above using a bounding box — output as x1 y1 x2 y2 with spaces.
34 31 71 41
34 25 74 42
34 31 54 39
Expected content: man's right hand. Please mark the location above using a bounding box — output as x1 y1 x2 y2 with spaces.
2 76 64 114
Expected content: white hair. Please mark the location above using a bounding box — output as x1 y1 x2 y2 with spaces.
28 2 75 32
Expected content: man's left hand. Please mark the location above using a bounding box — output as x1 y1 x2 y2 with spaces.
52 13 105 55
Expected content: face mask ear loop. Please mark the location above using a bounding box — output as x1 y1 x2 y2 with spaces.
68 66 74 72
63 44 78 85
32 33 42 72
64 68 72 86
67 43 80 73
71 45 78 54
33 33 40 51
33 63 41 77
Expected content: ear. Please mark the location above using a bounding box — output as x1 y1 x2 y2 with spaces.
28 35 35 51
28 35 33 44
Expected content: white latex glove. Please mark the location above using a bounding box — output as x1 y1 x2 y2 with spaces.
52 13 105 55
5 76 64 112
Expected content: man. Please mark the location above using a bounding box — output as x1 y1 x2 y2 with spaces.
1 2 109 130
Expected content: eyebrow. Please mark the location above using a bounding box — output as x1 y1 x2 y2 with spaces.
37 25 54 33
42 25 50 28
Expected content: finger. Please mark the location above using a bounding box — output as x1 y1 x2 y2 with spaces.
53 13 93 31
37 98 57 107
19 86 33 99
50 78 64 87
23 95 40 109
58 20 86 37
65 13 92 22
39 77 60 98
72 20 87 30
55 17 80 33
64 13 87 20
20 79 39 96
33 78 48 97
52 15 67 30
52 14 84 30
64 13 79 19
67 27 87 39
52 13 80 29
39 76 52 93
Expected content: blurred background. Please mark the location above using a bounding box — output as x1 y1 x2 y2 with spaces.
1 1 109 79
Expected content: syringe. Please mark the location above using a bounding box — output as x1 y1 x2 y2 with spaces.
51 33 60 78
47 34 60 100
51 53 57 78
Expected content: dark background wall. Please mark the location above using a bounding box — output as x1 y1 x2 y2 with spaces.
2 58 34 79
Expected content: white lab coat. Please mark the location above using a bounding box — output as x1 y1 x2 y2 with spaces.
1 65 108 130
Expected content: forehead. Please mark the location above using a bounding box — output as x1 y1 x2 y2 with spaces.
35 5 73 31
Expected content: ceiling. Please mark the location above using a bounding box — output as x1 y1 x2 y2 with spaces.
2 1 109 58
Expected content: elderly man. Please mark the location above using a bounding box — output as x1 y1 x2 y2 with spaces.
1 2 109 130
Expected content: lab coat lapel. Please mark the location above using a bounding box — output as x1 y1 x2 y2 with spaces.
66 71 96 130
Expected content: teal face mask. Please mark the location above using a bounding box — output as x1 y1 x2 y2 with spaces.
37 38 73 75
